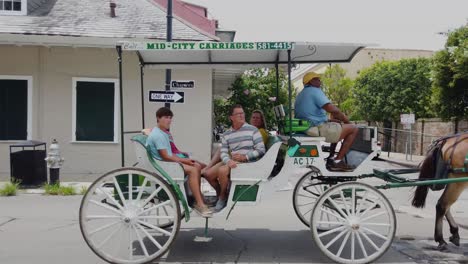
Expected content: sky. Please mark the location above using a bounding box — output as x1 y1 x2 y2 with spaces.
183 0 467 51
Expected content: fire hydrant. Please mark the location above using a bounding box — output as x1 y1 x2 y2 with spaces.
44 139 65 185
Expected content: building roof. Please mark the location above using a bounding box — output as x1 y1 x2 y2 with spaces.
0 0 218 46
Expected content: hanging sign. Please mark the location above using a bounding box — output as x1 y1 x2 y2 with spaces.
121 41 294 51
171 80 195 89
149 91 185 104
400 114 415 124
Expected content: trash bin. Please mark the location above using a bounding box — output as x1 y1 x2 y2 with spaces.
10 141 47 186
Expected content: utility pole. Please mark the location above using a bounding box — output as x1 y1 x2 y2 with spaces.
165 0 173 108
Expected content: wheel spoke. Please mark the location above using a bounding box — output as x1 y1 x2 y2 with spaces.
113 177 128 209
97 224 122 249
326 197 348 220
356 230 368 258
138 215 174 220
362 226 388 240
339 189 351 216
86 215 122 220
142 186 163 208
318 225 346 238
297 193 316 199
320 208 347 222
351 187 356 216
136 178 149 201
361 222 390 227
89 200 123 216
139 200 171 216
351 231 355 261
89 220 121 236
136 223 163 249
133 224 149 257
128 225 133 260
325 228 349 249
129 174 133 203
137 220 172 236
317 221 343 225
356 190 369 216
97 187 125 211
361 211 386 223
360 230 380 251
298 201 317 207
337 231 351 257
359 199 379 218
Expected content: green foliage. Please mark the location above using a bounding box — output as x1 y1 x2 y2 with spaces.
0 181 20 196
44 183 76 196
353 58 433 121
431 25 468 120
321 65 361 119
218 68 293 129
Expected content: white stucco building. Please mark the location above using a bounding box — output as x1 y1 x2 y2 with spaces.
0 0 233 181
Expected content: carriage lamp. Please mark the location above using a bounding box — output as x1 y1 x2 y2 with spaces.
44 139 65 185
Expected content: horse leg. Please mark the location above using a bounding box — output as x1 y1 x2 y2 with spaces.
435 196 448 250
446 209 460 246
435 182 466 250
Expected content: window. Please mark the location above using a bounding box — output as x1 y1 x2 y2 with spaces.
0 0 26 15
72 78 119 143
0 76 32 140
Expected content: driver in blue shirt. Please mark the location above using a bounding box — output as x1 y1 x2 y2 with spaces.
295 72 358 171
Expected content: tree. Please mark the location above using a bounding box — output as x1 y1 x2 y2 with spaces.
431 25 468 120
320 65 359 119
353 58 433 121
213 68 293 129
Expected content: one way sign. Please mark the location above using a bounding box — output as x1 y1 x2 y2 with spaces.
149 91 185 104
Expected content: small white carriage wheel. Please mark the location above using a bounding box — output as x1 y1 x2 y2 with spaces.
79 167 181 264
292 170 327 228
310 182 396 264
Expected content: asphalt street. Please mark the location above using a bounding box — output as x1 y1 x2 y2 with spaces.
1 159 468 264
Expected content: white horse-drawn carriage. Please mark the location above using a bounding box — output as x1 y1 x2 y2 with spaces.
79 41 425 264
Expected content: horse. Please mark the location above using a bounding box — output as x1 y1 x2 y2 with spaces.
412 132 468 250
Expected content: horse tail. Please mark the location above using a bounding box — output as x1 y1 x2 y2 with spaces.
412 145 439 208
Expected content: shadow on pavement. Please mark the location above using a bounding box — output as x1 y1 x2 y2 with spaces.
154 228 413 263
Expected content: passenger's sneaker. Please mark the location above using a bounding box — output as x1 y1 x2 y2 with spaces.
213 199 227 212
328 160 354 172
193 204 213 218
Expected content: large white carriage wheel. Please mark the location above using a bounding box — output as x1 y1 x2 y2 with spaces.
79 167 181 264
311 182 396 264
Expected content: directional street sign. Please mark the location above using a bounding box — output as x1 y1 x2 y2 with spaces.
149 91 185 103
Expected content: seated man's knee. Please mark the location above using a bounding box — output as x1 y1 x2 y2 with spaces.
218 165 231 176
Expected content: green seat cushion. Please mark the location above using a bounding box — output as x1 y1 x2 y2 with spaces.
282 118 310 134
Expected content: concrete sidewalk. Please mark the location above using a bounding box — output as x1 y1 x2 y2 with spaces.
378 151 424 167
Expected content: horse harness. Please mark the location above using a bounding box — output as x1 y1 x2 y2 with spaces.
430 132 468 175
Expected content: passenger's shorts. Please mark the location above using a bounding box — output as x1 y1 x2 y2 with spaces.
305 122 342 143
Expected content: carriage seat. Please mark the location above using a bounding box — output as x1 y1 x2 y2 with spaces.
273 104 323 138
131 134 185 181
230 141 283 182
